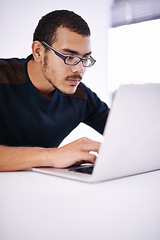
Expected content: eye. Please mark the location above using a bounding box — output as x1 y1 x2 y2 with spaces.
66 56 79 65
67 56 75 60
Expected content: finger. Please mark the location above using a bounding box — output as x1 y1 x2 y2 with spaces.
78 137 101 153
81 152 97 163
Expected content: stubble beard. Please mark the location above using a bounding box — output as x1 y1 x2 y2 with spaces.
43 55 81 95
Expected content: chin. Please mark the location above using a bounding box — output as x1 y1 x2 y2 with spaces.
59 86 78 95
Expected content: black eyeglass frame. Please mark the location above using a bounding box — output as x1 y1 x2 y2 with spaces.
41 41 96 67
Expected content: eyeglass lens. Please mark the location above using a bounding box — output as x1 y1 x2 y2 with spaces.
65 56 94 67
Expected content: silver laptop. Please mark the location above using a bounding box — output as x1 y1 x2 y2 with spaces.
32 84 160 183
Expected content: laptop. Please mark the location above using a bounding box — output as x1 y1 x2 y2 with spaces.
32 84 160 183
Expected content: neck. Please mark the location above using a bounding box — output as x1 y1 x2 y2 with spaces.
27 59 55 98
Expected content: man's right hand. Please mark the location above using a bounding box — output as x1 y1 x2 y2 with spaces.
0 137 100 172
48 137 100 168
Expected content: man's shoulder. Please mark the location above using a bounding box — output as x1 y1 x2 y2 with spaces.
63 83 94 100
71 83 88 100
0 56 30 85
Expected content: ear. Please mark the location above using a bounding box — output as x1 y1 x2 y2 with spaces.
32 41 44 62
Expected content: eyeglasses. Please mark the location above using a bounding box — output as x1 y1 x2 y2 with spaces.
41 41 96 67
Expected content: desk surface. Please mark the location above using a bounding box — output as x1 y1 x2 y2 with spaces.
0 170 160 240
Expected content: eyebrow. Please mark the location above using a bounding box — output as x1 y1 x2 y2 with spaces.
62 48 92 57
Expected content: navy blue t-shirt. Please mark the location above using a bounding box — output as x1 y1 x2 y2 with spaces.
0 55 109 148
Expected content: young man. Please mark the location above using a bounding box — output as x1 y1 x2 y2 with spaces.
0 10 109 171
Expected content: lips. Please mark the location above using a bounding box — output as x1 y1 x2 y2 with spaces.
67 79 80 86
66 75 82 86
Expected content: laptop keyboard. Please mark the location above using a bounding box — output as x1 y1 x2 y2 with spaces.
69 165 94 175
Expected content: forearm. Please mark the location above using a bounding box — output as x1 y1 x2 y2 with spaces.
0 138 100 172
0 145 51 172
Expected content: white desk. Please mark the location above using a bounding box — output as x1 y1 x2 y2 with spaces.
0 170 160 240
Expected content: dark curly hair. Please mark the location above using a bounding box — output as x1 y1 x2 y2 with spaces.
33 10 91 46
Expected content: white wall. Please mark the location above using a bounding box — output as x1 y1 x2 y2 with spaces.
0 0 110 144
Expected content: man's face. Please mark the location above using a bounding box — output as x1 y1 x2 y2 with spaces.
41 27 92 95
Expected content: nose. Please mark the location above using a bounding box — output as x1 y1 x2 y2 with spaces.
71 61 86 75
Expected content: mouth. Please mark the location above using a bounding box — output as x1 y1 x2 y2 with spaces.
66 75 82 86
67 79 80 86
